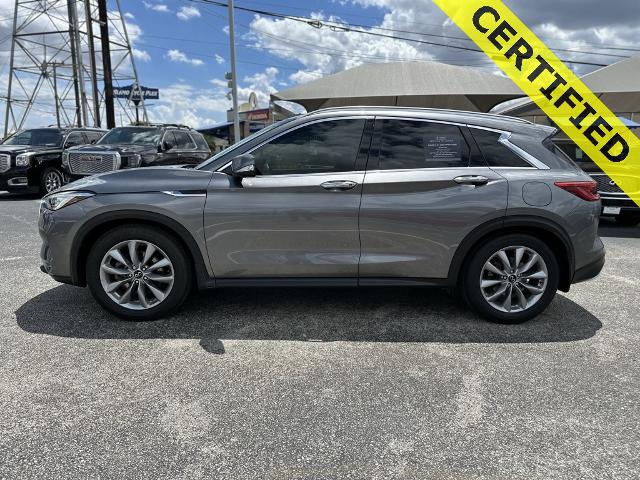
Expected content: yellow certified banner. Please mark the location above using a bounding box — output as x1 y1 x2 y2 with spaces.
433 0 640 205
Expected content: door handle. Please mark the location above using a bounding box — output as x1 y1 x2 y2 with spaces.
453 175 489 186
320 180 358 191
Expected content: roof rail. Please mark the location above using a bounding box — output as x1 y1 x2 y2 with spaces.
308 106 534 125
143 123 193 129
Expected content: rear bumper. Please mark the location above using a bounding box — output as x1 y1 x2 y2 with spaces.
572 251 605 284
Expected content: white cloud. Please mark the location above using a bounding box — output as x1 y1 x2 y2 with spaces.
248 12 428 79
133 48 151 62
166 49 205 66
214 53 225 64
148 83 229 128
143 1 171 13
177 5 201 20
289 69 323 84
124 12 135 19
237 67 279 107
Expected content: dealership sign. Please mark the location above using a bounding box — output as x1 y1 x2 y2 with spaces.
433 0 640 206
113 84 160 103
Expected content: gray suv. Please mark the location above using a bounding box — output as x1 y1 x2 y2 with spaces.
38 107 605 323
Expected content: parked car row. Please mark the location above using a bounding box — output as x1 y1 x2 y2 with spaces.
0 124 211 195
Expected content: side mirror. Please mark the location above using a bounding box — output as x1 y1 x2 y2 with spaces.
232 153 256 177
162 141 174 151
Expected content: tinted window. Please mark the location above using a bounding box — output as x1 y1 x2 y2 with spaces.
192 132 210 151
172 131 196 149
377 120 469 170
84 131 104 143
252 119 365 175
65 132 85 147
98 127 161 145
470 129 530 167
3 129 63 146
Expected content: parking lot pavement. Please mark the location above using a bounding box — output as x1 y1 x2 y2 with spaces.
0 192 638 479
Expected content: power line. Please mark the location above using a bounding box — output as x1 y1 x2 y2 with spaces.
232 0 640 54
187 0 611 67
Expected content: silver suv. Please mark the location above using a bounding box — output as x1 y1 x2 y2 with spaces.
38 107 605 323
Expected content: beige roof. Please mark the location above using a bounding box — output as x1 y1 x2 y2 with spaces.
272 61 524 113
494 55 640 116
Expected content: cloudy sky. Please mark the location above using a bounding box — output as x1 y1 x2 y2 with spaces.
0 0 639 130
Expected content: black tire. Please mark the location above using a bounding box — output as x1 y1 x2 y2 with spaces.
40 167 65 195
463 234 559 324
616 213 640 227
86 225 193 321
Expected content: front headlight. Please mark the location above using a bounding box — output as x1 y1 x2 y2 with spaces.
16 153 32 167
42 191 94 211
62 151 69 167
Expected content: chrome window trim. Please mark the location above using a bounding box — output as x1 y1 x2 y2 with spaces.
216 115 373 174
215 116 550 173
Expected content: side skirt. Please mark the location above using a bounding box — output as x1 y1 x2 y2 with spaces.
205 277 453 289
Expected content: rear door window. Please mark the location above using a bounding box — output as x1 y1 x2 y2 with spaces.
470 128 531 168
375 120 470 170
173 130 196 149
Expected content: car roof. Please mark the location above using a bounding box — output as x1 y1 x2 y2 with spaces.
302 106 556 138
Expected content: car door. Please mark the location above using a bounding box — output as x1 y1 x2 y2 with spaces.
159 130 181 165
358 118 508 281
203 117 371 280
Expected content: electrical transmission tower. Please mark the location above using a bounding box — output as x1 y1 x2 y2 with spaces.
3 0 147 137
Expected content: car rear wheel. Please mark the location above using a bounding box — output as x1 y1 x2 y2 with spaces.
40 167 64 195
86 225 192 321
463 234 559 324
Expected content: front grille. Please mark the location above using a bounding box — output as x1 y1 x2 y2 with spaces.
68 151 119 175
591 174 624 195
0 154 10 173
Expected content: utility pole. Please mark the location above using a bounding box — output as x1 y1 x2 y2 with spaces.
84 0 101 127
98 0 115 129
227 0 241 144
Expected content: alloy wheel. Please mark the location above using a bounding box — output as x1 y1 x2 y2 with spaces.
45 170 63 192
99 239 175 310
479 245 548 313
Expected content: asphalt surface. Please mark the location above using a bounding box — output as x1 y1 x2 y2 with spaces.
0 191 639 479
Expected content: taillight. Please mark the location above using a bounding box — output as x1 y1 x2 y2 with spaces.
554 181 600 201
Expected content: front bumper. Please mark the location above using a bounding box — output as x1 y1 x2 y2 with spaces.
0 167 39 192
38 204 78 284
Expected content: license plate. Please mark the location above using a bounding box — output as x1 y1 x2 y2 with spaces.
603 207 621 215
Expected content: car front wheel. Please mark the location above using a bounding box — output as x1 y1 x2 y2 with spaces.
86 225 192 320
463 234 559 324
40 167 64 195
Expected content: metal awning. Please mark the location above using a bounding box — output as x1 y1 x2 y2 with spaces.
272 61 524 113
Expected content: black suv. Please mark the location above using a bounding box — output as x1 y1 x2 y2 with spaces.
0 127 105 195
63 124 211 179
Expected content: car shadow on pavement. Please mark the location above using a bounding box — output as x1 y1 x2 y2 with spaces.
16 284 602 352
598 219 640 239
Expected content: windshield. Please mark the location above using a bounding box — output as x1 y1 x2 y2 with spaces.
197 117 299 170
2 129 63 147
97 127 161 145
